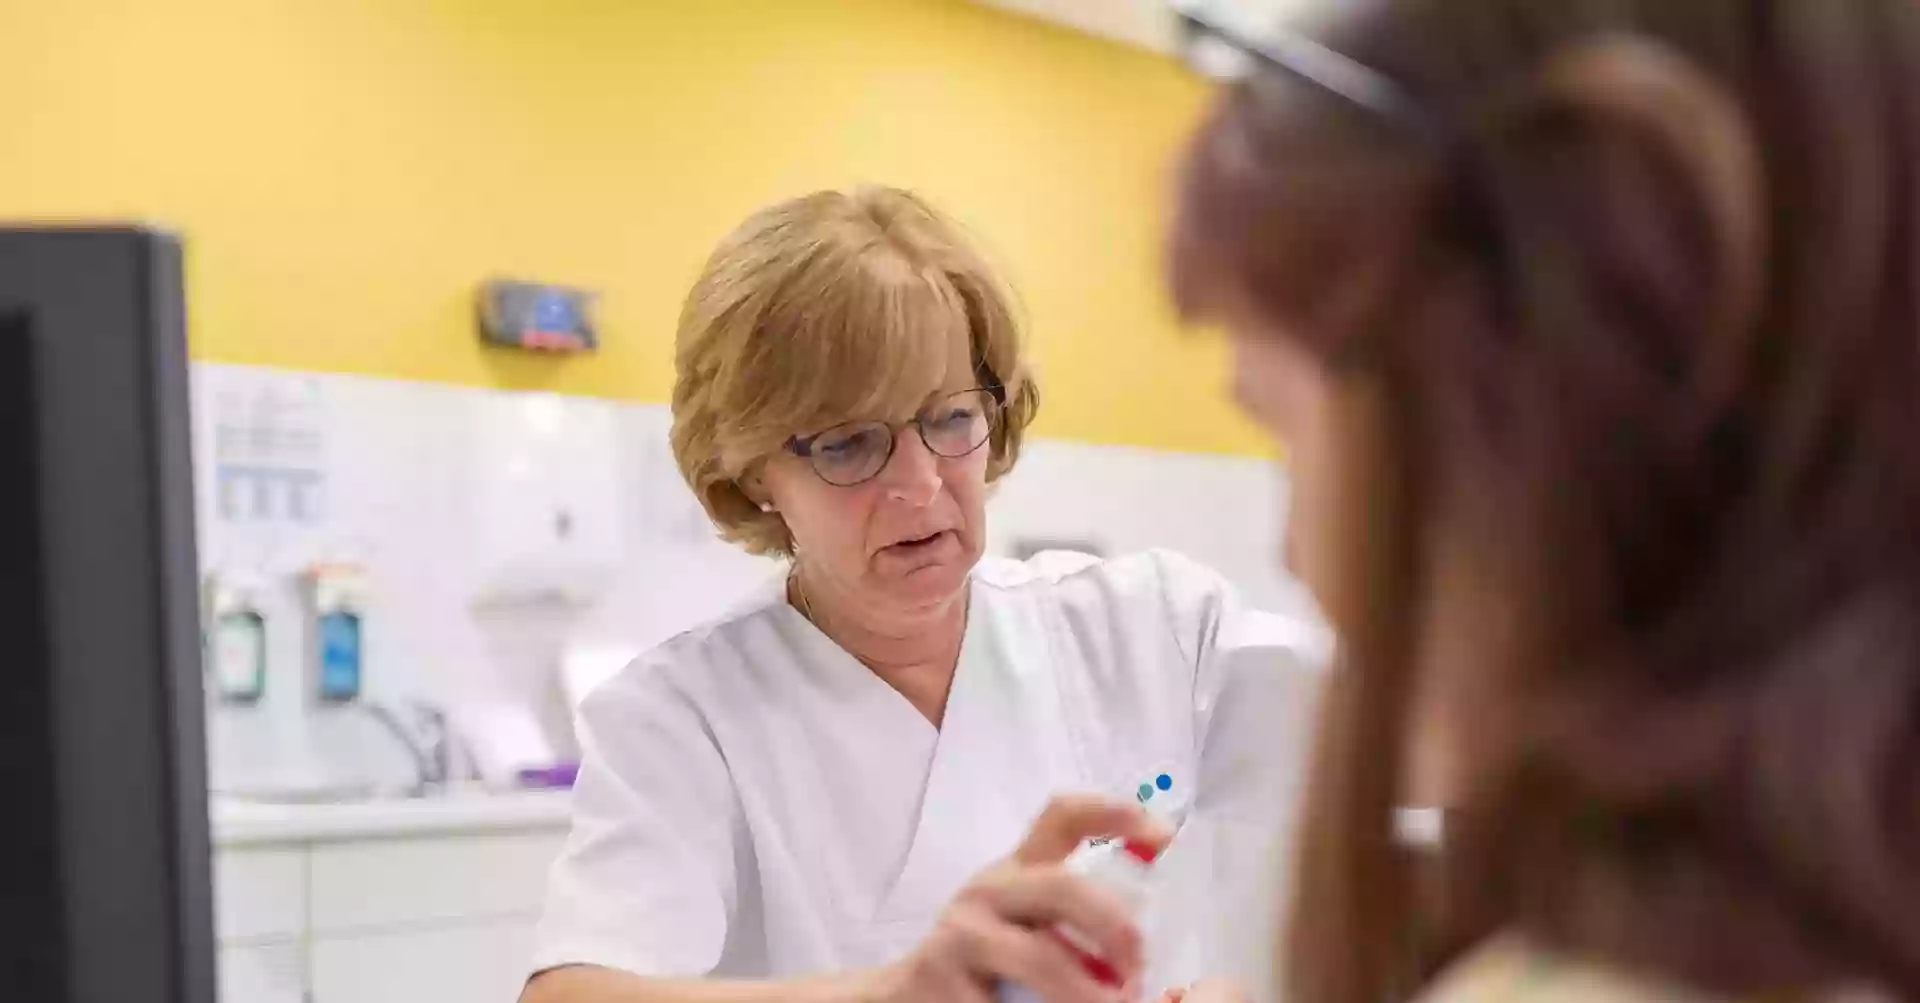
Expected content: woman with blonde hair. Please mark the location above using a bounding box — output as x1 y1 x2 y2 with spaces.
522 186 1325 1003
1169 0 1920 1002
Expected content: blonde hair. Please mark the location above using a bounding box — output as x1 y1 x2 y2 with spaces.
670 186 1039 556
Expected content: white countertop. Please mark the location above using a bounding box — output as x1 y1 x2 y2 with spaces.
212 788 574 847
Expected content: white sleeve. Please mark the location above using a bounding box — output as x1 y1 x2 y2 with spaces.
1149 549 1332 1003
1153 550 1329 826
530 659 740 979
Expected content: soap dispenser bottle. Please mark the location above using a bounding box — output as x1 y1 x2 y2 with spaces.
304 564 368 704
202 570 268 705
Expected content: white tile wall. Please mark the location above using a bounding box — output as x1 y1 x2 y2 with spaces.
190 363 1305 791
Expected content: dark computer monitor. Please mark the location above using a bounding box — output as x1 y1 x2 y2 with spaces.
0 228 216 1003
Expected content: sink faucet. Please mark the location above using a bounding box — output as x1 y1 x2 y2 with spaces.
354 700 455 796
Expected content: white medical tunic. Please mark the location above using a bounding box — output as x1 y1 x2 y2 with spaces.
531 550 1330 1000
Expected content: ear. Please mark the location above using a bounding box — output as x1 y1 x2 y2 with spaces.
1542 35 1766 349
1460 35 1767 404
736 473 775 512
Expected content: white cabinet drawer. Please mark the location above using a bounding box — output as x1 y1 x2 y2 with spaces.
308 829 565 934
310 920 537 1003
218 942 305 1003
213 847 306 943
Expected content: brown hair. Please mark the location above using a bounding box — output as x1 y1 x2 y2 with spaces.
1172 3 1920 1003
670 186 1038 555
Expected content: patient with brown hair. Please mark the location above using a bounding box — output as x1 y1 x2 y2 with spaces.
1166 1 1920 1002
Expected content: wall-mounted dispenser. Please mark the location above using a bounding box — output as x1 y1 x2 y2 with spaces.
303 564 368 704
203 570 268 705
472 393 620 608
467 392 622 771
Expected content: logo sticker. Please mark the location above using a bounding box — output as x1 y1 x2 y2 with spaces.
1088 774 1178 849
1136 773 1174 804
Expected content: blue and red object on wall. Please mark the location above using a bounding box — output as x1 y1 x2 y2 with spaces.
478 278 598 353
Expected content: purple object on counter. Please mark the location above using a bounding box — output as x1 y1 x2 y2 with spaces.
516 762 580 790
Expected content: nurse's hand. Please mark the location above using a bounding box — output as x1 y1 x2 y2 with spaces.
868 795 1174 1003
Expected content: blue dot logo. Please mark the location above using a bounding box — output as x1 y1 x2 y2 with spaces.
1156 774 1173 792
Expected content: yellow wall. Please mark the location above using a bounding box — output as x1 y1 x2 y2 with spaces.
0 0 1268 455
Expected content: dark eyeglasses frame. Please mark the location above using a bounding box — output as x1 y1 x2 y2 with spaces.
785 383 1008 488
1169 0 1439 140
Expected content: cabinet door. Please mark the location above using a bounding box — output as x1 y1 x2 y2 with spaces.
218 942 305 1003
214 846 307 943
309 919 537 1003
308 830 564 935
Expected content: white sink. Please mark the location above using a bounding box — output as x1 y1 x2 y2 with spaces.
212 785 574 846
216 781 385 805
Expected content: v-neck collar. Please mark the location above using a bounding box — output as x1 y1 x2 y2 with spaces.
871 578 1087 923
752 568 1088 927
772 570 978 735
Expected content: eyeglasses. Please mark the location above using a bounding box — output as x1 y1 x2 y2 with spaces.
1169 0 1437 140
786 387 1004 487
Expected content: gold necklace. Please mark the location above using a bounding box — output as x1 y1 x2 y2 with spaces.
789 570 817 624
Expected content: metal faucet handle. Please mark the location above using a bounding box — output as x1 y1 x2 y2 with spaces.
353 698 453 795
404 700 469 787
